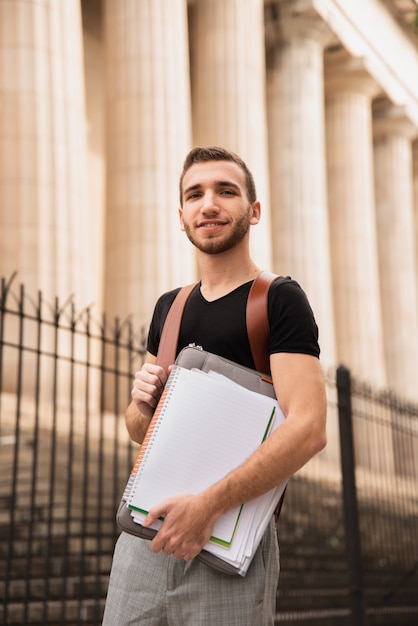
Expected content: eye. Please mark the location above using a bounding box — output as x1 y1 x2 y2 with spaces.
186 192 202 201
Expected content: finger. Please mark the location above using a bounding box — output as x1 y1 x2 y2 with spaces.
172 546 196 561
172 550 189 560
150 533 170 554
131 383 159 407
131 367 167 407
143 500 169 528
140 364 167 388
143 510 161 528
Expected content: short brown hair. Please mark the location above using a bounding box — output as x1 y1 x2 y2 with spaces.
179 146 257 206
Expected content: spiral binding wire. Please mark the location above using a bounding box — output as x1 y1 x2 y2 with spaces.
127 366 180 505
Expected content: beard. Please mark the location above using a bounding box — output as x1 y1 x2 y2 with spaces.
182 208 252 255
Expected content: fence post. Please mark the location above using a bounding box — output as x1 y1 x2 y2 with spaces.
336 364 365 626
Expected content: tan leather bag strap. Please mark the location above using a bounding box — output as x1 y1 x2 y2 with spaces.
156 282 197 371
246 270 279 375
156 271 279 373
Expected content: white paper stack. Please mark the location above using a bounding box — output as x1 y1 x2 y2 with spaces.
127 366 287 575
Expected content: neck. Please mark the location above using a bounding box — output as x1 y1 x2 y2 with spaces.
196 249 260 300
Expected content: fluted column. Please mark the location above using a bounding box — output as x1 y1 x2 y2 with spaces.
104 0 194 326
325 50 386 388
0 0 94 308
266 4 336 370
373 102 418 401
414 141 418 298
189 0 272 269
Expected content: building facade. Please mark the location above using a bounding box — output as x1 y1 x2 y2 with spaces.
1 0 418 406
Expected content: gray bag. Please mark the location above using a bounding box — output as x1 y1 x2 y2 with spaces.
116 345 277 575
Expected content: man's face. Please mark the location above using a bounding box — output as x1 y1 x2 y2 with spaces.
179 161 259 255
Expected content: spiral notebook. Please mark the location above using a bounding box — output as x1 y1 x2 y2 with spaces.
118 346 288 576
127 365 279 547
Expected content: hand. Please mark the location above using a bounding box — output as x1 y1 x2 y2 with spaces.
144 493 216 560
131 363 168 419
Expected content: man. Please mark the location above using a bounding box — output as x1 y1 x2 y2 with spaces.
103 146 327 625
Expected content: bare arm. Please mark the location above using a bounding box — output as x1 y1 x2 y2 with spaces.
144 352 327 559
125 352 169 444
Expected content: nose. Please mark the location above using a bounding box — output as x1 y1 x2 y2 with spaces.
201 189 219 213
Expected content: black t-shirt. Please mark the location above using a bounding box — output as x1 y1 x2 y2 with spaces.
147 277 320 369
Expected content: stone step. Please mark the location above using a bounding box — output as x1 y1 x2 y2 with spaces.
274 605 418 626
0 552 113 579
0 530 117 559
0 573 109 603
1 597 106 626
0 500 118 528
0 481 125 504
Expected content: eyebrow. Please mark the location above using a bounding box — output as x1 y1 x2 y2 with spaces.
183 180 241 197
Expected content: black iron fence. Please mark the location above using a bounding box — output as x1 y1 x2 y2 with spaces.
0 274 417 626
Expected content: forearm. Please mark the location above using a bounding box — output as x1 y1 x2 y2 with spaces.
202 413 326 520
125 400 153 444
145 408 326 558
203 353 327 520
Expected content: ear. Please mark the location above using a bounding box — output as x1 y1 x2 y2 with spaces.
250 201 261 225
178 207 185 231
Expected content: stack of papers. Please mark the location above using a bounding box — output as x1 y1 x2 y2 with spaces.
126 366 287 576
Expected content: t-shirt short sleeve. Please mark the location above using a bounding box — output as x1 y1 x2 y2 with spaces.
267 278 320 358
146 278 320 363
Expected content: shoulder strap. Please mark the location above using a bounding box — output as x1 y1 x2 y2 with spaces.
156 282 197 370
246 270 279 375
156 271 279 374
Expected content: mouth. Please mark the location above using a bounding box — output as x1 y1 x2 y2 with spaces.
197 220 227 230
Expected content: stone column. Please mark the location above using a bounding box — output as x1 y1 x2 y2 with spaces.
266 4 336 370
0 0 98 407
0 0 94 309
189 0 272 269
325 50 393 474
266 4 338 465
373 101 418 402
325 50 386 388
414 141 418 299
104 0 194 327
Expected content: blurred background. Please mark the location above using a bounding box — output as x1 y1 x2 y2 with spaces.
0 1 418 624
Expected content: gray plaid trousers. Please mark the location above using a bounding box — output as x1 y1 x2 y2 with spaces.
102 519 280 625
